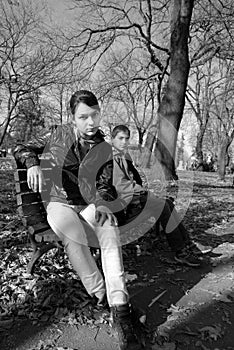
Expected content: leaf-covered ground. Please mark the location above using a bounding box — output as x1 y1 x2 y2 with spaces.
1 158 234 350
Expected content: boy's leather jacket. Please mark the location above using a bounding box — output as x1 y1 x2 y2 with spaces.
13 124 124 212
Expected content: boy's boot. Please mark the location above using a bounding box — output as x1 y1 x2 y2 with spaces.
109 303 142 350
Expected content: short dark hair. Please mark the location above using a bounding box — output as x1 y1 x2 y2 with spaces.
70 90 99 115
111 125 130 138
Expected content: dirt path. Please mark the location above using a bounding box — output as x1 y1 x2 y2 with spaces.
2 321 119 350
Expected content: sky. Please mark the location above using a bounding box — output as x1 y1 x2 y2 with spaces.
46 0 75 26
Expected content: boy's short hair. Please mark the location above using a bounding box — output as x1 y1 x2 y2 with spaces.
111 125 130 138
70 90 99 115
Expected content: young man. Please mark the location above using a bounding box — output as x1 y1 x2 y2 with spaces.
14 91 142 350
111 125 207 267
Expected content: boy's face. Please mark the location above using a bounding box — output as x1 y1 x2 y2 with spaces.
112 131 130 152
73 102 101 138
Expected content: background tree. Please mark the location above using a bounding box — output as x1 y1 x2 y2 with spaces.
174 0 234 175
185 0 234 175
98 51 157 146
100 97 127 137
153 0 194 180
211 58 234 180
60 0 194 180
186 60 214 170
0 0 71 147
9 91 45 143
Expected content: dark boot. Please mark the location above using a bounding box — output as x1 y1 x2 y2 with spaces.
109 303 142 350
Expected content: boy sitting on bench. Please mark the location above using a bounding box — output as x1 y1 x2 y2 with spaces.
111 125 207 267
14 91 142 350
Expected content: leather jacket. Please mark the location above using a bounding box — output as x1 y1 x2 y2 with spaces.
13 124 122 211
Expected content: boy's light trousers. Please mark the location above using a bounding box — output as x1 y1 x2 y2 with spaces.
47 202 128 307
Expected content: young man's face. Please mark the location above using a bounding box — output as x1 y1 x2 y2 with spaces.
112 131 130 152
73 102 101 138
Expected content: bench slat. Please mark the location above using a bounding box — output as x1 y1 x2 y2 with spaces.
21 214 48 227
33 229 60 243
16 192 50 205
15 181 51 194
15 181 31 193
27 222 52 235
16 192 43 205
15 169 52 182
17 202 47 216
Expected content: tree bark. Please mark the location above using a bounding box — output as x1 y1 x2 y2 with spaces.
0 96 17 147
218 137 233 180
195 125 206 171
0 120 10 147
137 127 145 147
143 125 157 168
218 143 228 180
154 0 194 180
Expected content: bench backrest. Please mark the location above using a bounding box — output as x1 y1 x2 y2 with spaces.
14 159 53 235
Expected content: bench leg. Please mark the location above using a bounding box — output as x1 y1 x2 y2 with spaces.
27 233 100 274
27 242 59 274
28 233 61 274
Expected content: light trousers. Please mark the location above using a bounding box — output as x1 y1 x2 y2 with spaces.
47 202 129 306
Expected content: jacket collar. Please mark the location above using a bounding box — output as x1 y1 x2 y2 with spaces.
73 127 105 145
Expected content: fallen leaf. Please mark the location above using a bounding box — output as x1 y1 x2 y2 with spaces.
139 315 147 324
125 273 138 282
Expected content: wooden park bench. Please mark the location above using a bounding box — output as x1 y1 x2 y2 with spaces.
14 159 158 275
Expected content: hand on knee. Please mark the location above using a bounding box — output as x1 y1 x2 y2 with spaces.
96 206 118 227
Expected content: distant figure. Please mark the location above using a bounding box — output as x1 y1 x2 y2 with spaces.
205 153 215 172
186 155 198 171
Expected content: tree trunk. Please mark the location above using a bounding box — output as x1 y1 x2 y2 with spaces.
195 127 206 171
0 120 10 147
143 125 157 168
0 93 18 146
137 127 145 147
0 108 14 146
218 139 231 180
59 96 63 124
155 120 179 179
154 0 194 180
